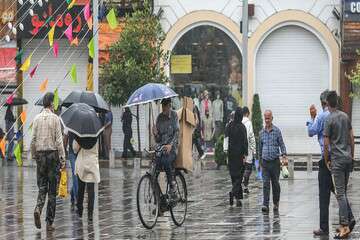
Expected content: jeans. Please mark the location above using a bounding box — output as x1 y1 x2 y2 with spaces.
35 151 60 225
262 159 281 207
77 176 95 215
318 159 334 232
156 150 176 187
332 163 354 226
69 152 78 204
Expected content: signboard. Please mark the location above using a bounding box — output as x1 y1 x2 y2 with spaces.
171 55 192 74
17 0 89 39
0 0 16 38
343 0 360 21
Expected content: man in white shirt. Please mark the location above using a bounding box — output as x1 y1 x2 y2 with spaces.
242 107 256 194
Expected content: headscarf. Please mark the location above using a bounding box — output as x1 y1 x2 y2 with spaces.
233 107 243 124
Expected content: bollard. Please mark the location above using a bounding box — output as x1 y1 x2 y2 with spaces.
109 149 115 168
307 154 313 173
288 157 294 179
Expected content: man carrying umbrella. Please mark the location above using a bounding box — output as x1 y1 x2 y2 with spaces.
152 98 179 202
30 92 66 231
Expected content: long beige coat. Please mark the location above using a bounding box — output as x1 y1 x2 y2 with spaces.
73 141 100 183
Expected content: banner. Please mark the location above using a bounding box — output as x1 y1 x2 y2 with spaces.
171 55 192 74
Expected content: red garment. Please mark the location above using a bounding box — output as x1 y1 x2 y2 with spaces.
204 99 209 113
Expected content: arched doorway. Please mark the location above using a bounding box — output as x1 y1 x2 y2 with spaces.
255 25 330 154
170 25 242 122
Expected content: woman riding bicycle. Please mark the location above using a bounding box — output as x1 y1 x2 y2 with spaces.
152 98 179 202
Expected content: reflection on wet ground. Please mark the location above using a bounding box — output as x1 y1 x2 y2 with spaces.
0 164 360 239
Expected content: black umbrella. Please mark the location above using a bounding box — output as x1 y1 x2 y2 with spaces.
60 103 105 138
62 91 109 113
4 97 28 106
35 95 63 106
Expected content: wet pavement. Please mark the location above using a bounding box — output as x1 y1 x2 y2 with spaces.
0 164 360 240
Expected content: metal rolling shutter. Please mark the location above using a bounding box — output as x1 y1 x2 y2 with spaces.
255 25 329 154
352 98 360 158
23 39 88 150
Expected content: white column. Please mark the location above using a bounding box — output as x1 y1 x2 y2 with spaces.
93 0 99 93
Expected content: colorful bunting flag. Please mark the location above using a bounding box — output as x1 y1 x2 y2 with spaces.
48 24 55 47
30 64 38 78
53 41 59 57
84 2 91 21
87 16 93 29
54 88 59 111
28 122 33 131
14 144 22 167
6 94 14 105
20 111 26 124
39 78 48 93
66 0 71 3
68 0 76 9
20 54 32 72
88 37 94 58
71 37 79 46
106 8 118 30
15 49 23 64
64 24 73 42
0 139 5 157
70 64 77 83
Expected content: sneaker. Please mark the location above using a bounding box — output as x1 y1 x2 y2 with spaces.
273 203 279 212
229 192 234 206
261 205 269 213
34 209 41 229
313 229 329 236
350 219 356 232
243 187 250 194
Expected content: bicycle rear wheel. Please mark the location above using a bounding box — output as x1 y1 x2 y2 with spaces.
170 171 188 226
137 174 159 229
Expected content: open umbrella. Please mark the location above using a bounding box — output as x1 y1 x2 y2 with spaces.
62 91 109 113
124 83 178 107
4 97 28 106
35 95 63 106
60 103 105 138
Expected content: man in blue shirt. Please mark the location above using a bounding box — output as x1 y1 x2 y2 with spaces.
306 90 333 236
259 110 287 213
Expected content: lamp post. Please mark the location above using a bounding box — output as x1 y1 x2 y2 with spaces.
242 0 248 106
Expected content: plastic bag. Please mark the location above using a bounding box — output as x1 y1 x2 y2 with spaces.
58 169 68 198
281 166 289 179
223 137 229 152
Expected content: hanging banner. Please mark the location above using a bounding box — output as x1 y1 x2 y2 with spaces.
171 55 192 74
17 0 90 39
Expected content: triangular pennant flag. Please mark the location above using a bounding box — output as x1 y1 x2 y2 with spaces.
15 49 23 64
64 24 73 42
30 64 38 78
54 88 59 111
48 24 56 47
68 0 76 9
71 37 79 46
53 41 59 57
20 54 32 72
14 143 22 167
6 94 14 105
39 78 48 93
84 2 91 21
106 8 118 30
88 37 94 58
0 139 5 157
20 110 26 124
16 131 22 141
87 16 93 29
70 64 77 83
28 122 33 131
66 0 71 3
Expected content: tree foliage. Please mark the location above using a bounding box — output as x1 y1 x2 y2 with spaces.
101 3 168 105
251 94 263 159
346 51 360 99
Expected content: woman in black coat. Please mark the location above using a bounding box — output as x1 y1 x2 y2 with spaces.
225 107 248 207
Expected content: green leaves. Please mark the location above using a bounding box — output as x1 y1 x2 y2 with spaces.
252 94 263 160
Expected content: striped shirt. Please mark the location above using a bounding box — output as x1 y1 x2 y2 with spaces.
30 108 65 165
259 125 287 161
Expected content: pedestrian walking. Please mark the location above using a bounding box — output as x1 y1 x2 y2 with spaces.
122 107 136 158
74 137 100 222
324 91 356 239
241 106 256 194
225 107 248 207
30 92 66 231
5 106 15 161
193 104 205 159
259 110 287 213
306 90 334 236
64 131 78 211
202 109 215 151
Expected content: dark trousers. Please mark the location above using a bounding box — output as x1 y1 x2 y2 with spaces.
35 151 60 225
77 176 95 215
123 133 135 157
243 162 253 187
156 151 176 185
262 159 281 206
318 162 333 232
231 174 244 200
193 133 204 157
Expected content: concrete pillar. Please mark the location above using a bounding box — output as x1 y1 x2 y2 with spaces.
307 154 313 173
288 157 294 179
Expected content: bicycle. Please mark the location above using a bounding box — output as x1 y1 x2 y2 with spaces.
136 145 188 229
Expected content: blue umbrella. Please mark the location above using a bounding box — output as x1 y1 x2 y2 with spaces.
125 83 178 107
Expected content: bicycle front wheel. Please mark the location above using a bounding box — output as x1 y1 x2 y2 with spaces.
137 174 159 229
170 171 188 226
